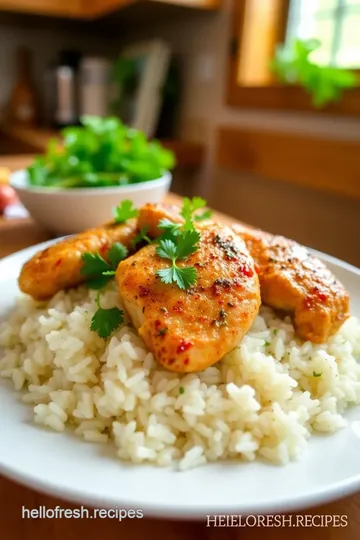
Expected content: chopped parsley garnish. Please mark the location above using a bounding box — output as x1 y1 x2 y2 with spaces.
313 371 322 377
179 386 185 395
113 199 139 224
264 341 270 347
90 292 124 339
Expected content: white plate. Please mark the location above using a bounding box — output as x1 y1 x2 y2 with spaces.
1 240 360 519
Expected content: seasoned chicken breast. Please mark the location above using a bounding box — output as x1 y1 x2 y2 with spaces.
232 224 350 343
137 202 184 238
18 220 138 301
138 203 350 344
116 222 261 373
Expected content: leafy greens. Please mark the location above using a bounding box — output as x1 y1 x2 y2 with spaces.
27 116 176 189
155 197 212 290
270 38 358 108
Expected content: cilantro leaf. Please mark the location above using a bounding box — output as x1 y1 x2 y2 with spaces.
194 209 212 222
27 116 176 189
81 241 128 297
180 197 212 230
158 218 182 233
155 199 204 290
156 266 178 285
313 371 322 378
172 266 197 290
156 219 183 243
81 243 127 287
191 196 207 210
107 242 128 267
81 252 112 277
156 239 178 260
175 229 200 260
180 197 193 230
156 233 199 263
113 200 139 223
156 265 197 290
86 275 113 289
131 227 151 248
90 306 124 338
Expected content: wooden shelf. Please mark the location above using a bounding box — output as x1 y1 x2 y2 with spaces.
0 0 221 20
216 125 360 201
1 126 205 169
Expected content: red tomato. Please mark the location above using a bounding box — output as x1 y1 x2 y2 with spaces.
0 185 17 213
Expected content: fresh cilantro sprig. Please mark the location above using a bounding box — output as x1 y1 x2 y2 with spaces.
26 115 176 189
80 242 128 289
156 238 198 290
81 242 128 338
155 199 206 290
131 226 152 248
90 292 124 339
180 197 212 231
156 219 183 243
113 199 139 223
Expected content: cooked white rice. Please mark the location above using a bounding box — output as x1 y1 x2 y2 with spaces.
1 282 360 470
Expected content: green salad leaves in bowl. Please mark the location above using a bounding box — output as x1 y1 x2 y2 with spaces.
11 116 175 235
27 115 175 189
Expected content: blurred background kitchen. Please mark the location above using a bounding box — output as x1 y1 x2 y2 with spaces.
0 0 360 265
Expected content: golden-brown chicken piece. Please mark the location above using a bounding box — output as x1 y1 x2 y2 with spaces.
138 202 350 344
137 202 187 238
18 220 138 301
117 222 261 373
232 224 350 343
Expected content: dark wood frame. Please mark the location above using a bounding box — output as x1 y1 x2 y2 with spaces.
226 0 360 115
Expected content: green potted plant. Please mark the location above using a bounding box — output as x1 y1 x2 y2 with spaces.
270 38 358 107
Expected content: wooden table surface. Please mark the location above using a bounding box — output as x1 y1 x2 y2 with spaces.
1 156 360 538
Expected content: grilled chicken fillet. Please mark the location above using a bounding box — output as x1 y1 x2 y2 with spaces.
232 224 350 343
116 222 261 372
138 203 350 344
18 220 138 301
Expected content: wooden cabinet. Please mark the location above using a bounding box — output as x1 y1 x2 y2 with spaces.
0 0 81 17
0 0 220 19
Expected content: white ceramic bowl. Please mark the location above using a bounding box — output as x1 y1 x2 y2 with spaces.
10 169 172 235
